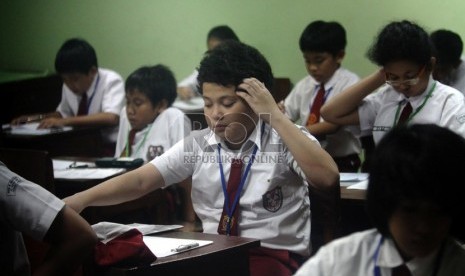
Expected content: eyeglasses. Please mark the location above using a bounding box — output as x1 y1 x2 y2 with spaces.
385 65 426 87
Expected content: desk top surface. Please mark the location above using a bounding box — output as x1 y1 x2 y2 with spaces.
108 231 260 273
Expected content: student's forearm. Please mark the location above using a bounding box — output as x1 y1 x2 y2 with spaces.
36 207 97 276
270 111 339 190
321 70 385 123
65 164 163 212
63 112 119 126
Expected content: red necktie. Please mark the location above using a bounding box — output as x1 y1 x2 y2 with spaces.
121 129 137 157
217 158 243 236
398 101 412 124
307 84 325 126
392 264 412 276
77 93 88 115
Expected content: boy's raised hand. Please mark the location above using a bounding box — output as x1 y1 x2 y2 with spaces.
236 78 282 123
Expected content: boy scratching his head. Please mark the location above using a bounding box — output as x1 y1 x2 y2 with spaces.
282 20 362 172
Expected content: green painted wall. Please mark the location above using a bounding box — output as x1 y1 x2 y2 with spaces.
1 0 464 85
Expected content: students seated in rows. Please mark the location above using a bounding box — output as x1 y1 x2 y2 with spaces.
295 124 465 275
430 29 465 93
321 20 465 171
281 20 362 172
11 38 125 155
0 162 97 275
177 25 240 100
64 40 339 276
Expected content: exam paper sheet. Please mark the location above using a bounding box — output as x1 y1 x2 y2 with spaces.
143 236 213 257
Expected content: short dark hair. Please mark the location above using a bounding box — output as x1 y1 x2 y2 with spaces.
55 38 98 74
125 65 177 107
367 20 432 67
299 20 346 56
366 124 465 240
430 29 463 65
197 40 274 93
207 25 239 42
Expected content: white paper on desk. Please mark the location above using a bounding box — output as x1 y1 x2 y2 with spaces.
53 168 125 179
346 179 369 190
143 236 212 257
92 222 183 243
10 122 72 135
52 159 95 170
172 96 204 112
340 172 369 182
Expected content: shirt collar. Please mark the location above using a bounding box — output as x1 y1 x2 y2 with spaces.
377 236 438 274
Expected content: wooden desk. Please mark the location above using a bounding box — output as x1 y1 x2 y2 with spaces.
88 231 260 276
0 126 105 157
340 186 366 201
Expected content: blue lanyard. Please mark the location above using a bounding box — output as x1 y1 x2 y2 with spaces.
373 236 384 276
216 122 264 235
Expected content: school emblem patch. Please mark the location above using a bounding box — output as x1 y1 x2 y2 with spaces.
262 186 283 212
457 113 465 124
7 176 22 196
147 145 164 160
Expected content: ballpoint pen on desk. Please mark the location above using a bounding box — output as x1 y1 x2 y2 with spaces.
68 161 89 169
171 242 200 253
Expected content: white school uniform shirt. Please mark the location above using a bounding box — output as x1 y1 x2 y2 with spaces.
114 107 191 161
0 162 65 276
359 76 465 144
284 67 362 157
177 70 200 95
56 68 125 143
151 121 315 256
295 228 465 276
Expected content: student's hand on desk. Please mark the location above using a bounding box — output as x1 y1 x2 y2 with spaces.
10 114 43 125
177 87 195 101
38 117 66 128
237 78 282 124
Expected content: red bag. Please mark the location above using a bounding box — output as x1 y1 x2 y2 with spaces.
94 228 156 267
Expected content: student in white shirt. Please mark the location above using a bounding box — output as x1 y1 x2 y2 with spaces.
115 64 191 161
115 64 194 225
64 41 339 276
283 20 362 172
11 38 125 155
295 124 465 276
321 20 465 170
177 25 240 100
0 162 96 276
430 29 465 93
